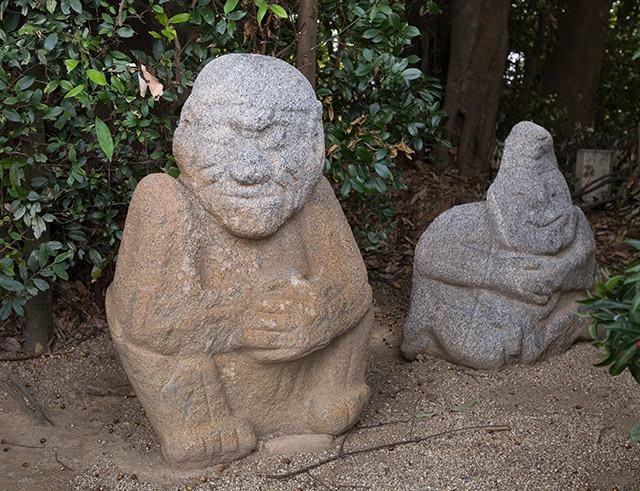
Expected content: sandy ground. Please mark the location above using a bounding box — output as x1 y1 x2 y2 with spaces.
1 280 639 491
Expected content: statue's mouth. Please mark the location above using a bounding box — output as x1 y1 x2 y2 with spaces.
537 212 567 228
217 182 275 200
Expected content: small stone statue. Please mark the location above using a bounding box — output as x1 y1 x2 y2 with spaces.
106 54 373 468
402 121 596 369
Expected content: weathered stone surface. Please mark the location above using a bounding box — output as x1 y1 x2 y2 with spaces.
402 121 596 369
106 54 373 468
262 433 337 455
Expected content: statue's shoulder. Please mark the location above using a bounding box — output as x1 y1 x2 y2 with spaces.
125 173 190 230
427 201 487 238
119 173 194 260
414 201 488 263
301 175 346 225
308 175 339 207
129 173 190 220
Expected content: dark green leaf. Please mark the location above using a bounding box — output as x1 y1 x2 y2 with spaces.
44 33 58 51
269 4 288 18
0 302 12 320
116 26 134 38
362 28 379 39
69 0 82 13
374 162 392 179
51 263 69 281
169 13 191 24
33 278 49 291
64 84 85 98
87 69 108 86
227 11 245 20
95 117 114 162
0 275 23 292
257 2 268 26
3 108 21 122
402 68 423 81
224 0 239 14
16 76 35 90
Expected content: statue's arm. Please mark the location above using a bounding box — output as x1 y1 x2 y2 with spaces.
557 208 597 291
305 177 373 337
414 205 551 304
415 206 498 288
106 173 213 355
241 177 372 363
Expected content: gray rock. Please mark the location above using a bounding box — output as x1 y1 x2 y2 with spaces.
106 54 373 468
402 121 596 369
262 434 337 455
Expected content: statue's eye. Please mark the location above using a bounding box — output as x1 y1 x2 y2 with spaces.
264 127 287 149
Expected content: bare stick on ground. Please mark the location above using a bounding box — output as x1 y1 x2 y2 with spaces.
265 424 511 480
0 367 51 426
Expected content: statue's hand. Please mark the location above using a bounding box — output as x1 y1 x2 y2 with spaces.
235 278 330 362
238 325 328 363
508 255 564 305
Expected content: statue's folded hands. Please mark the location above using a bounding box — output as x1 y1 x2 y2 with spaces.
235 278 372 362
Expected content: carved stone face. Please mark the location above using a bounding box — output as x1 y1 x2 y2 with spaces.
487 122 577 254
173 54 324 239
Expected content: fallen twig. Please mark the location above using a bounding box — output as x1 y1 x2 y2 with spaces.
0 439 45 449
305 470 331 489
86 383 136 398
0 337 54 361
355 419 412 430
0 325 105 361
54 449 75 471
265 424 511 480
0 367 52 426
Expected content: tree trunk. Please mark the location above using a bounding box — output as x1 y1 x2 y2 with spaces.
23 235 53 354
405 0 450 78
296 0 319 88
541 0 613 141
521 3 549 98
23 114 53 355
437 0 510 176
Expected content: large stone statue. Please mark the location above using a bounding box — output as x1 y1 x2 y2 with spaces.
106 54 373 468
401 121 596 369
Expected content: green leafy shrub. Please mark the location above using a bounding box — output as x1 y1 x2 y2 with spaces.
0 0 445 319
580 240 640 381
318 0 447 248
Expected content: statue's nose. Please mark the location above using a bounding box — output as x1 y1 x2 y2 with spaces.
230 150 271 185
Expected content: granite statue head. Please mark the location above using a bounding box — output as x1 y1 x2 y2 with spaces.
487 121 577 254
173 54 325 239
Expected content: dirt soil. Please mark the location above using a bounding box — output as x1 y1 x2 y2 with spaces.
1 164 640 490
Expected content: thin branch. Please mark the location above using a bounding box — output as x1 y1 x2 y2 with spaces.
265 424 511 480
174 34 182 86
572 169 628 199
306 470 332 489
0 440 45 449
54 449 75 471
579 195 621 211
116 0 126 26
